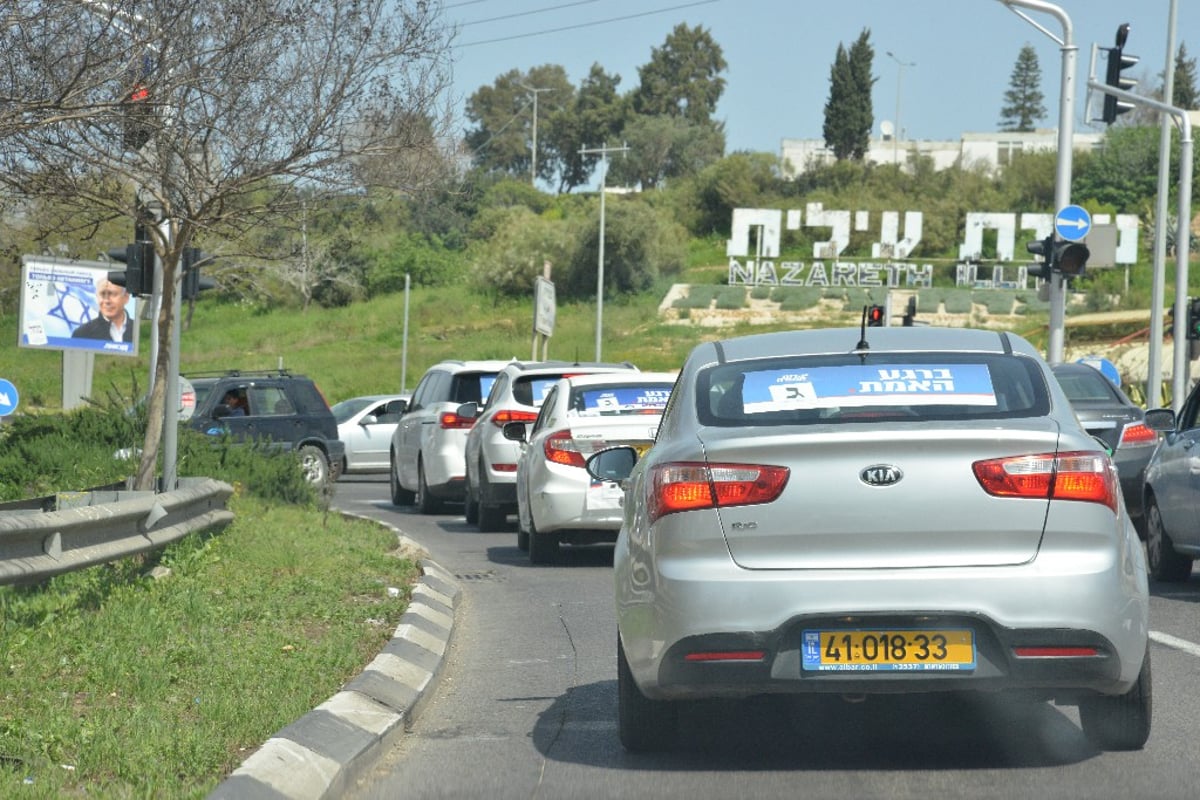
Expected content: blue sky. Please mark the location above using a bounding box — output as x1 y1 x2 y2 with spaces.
442 0 1196 156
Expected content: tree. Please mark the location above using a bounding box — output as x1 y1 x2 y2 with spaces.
823 29 875 160
544 64 626 193
999 44 1046 132
464 65 573 183
606 114 725 190
630 23 727 125
0 0 453 490
1173 43 1199 110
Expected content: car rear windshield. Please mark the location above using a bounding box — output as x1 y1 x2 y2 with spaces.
568 383 674 417
451 372 499 405
1055 369 1121 403
514 374 581 407
698 352 1050 426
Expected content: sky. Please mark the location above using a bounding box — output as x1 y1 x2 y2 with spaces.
441 0 1197 158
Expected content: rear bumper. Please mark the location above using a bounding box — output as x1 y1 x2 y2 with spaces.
617 541 1149 702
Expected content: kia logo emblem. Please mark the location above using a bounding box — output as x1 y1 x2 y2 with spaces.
861 465 903 486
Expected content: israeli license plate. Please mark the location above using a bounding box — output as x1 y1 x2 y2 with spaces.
801 629 975 672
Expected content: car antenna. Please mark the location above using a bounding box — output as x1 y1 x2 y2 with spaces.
856 305 870 351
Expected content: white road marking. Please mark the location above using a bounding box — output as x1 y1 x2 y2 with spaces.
1150 630 1200 658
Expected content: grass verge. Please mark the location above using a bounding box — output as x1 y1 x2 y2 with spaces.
0 492 417 798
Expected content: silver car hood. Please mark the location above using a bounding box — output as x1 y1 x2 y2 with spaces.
697 421 1063 570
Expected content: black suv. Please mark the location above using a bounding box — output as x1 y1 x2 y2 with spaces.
186 369 345 486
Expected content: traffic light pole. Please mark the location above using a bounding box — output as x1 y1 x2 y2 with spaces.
1086 80 1193 409
997 0 1076 364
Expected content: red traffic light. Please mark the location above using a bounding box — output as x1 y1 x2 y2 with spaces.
867 305 885 327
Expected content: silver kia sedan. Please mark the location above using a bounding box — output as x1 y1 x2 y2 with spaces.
590 325 1150 754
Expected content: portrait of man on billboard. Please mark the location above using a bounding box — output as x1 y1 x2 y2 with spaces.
18 257 139 356
70 277 135 343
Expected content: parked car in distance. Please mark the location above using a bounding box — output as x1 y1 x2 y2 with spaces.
186 369 344 486
1139 387 1200 581
1050 362 1158 535
459 360 640 531
390 360 512 513
332 394 409 476
591 326 1150 754
505 372 677 564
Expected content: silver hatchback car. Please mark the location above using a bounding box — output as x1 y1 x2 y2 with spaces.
591 325 1150 754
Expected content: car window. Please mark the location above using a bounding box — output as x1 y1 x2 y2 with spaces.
1056 370 1120 403
515 375 571 407
469 372 502 406
332 397 374 423
569 383 674 416
1179 383 1200 430
698 353 1049 426
249 386 293 416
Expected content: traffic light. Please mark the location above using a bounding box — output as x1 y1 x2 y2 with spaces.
902 295 917 327
122 82 154 151
107 241 155 296
1102 23 1138 124
182 247 217 300
866 304 885 327
1026 235 1054 279
1187 297 1200 341
1025 235 1090 279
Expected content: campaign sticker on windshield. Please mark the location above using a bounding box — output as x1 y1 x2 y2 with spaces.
740 364 997 413
575 386 671 416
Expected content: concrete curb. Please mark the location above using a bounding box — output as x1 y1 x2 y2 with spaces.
206 523 459 800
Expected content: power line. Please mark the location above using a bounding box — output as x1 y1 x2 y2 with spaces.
460 0 601 28
458 0 719 47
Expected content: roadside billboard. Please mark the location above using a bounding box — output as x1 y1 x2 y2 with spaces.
18 256 139 357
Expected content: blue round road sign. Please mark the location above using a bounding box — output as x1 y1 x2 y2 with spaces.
1077 357 1121 388
1055 204 1092 242
0 378 18 416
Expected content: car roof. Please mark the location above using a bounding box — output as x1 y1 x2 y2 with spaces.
498 360 639 376
707 326 1042 363
558 371 677 387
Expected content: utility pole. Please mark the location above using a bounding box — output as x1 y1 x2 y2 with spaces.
997 0 1076 365
578 142 629 361
519 84 552 186
885 51 916 166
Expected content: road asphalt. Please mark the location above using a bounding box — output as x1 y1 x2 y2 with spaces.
206 514 460 800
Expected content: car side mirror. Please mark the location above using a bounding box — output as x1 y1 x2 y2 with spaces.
501 421 528 443
456 401 480 420
1143 408 1176 433
212 403 232 419
586 446 638 483
360 414 378 426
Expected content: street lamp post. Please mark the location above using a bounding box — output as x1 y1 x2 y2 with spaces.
578 142 629 361
519 84 552 186
886 51 916 166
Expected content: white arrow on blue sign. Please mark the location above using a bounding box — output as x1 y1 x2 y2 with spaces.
1054 204 1092 242
0 378 19 417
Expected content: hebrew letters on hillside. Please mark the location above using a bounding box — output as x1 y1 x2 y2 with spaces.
726 207 1140 289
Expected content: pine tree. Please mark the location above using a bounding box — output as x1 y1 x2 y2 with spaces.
1173 43 1199 110
823 29 875 160
999 44 1046 132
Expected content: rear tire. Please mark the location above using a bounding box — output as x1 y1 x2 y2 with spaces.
464 479 479 525
528 515 558 565
617 635 677 752
1079 646 1152 751
416 460 444 514
298 445 329 487
1145 497 1194 582
389 454 415 506
477 465 506 532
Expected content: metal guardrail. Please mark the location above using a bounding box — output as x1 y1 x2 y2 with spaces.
0 477 235 586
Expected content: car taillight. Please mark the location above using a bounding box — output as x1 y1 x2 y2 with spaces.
544 430 587 468
491 409 539 427
647 462 790 523
1117 421 1158 448
439 412 475 430
972 450 1118 513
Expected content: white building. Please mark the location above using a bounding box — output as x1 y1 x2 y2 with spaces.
780 128 1106 177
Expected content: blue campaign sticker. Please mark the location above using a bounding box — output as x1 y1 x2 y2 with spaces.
577 386 671 415
741 364 997 413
